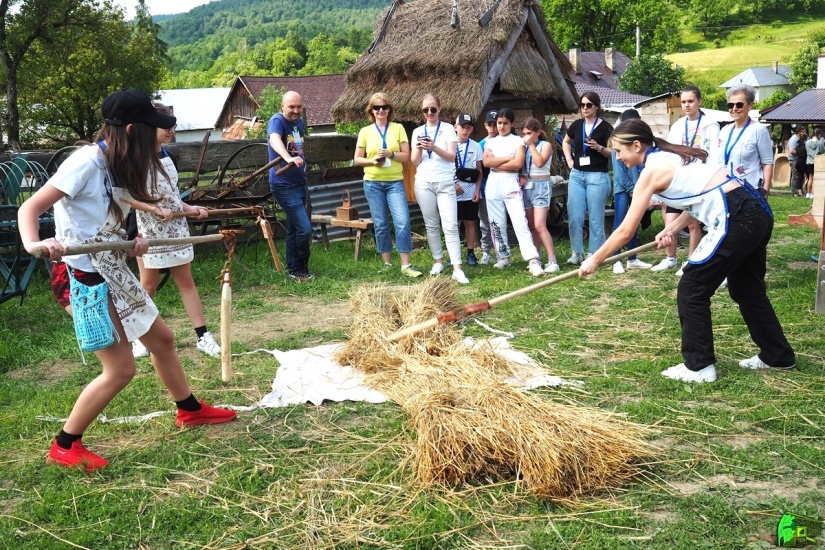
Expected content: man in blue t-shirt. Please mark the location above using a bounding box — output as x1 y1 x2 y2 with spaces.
268 90 314 281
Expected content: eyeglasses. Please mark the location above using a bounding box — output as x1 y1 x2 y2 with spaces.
580 102 595 109
372 105 390 111
422 107 439 114
727 101 746 110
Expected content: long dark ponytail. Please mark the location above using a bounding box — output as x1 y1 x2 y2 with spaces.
611 119 708 165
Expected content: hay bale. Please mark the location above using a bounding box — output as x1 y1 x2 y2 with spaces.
336 279 657 503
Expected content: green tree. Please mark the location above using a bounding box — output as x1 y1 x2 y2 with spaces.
298 34 351 75
788 31 825 91
618 53 686 96
689 0 731 38
16 0 168 144
0 0 91 150
540 0 681 55
246 84 285 139
754 89 792 110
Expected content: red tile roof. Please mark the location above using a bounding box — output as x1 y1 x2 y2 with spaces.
237 74 346 127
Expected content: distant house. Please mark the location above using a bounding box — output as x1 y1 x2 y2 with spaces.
216 74 346 139
718 62 793 103
563 48 650 125
159 88 231 142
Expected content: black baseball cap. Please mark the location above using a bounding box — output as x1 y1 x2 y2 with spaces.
101 89 176 129
455 113 475 126
485 110 498 123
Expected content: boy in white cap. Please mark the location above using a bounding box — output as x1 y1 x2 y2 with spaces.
454 113 484 265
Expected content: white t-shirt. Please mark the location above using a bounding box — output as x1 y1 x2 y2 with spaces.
667 113 721 164
455 139 483 201
49 144 114 272
716 122 773 188
525 140 553 179
485 134 525 197
411 122 457 182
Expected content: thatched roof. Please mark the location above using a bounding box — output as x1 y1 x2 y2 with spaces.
332 0 578 123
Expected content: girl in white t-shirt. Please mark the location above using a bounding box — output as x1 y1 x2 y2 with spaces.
18 89 236 473
520 117 559 273
410 93 468 284
482 109 543 276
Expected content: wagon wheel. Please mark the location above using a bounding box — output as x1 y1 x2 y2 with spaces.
46 146 81 176
216 142 270 188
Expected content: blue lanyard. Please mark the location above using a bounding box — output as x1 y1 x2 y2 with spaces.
636 147 660 174
685 112 702 148
374 122 388 149
582 118 599 153
458 140 469 168
424 121 441 159
723 118 750 170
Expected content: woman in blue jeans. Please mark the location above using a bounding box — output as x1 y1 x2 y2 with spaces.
562 91 613 264
353 92 421 277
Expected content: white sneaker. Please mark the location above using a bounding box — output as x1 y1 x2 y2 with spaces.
566 252 582 265
196 331 221 358
738 354 795 370
613 261 625 274
132 340 149 358
661 363 717 383
429 262 444 276
451 269 469 284
806 193 814 199
479 252 493 265
544 261 560 274
527 260 544 277
651 257 679 272
493 258 511 269
675 261 688 277
626 258 652 270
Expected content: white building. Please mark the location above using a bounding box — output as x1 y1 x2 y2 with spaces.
158 88 231 142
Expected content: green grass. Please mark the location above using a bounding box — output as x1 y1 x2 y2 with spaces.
1 192 824 548
665 8 825 90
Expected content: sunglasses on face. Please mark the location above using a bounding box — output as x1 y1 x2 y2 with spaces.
727 101 746 109
422 107 438 114
580 102 595 108
372 105 390 111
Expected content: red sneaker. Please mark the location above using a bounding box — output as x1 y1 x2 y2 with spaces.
175 400 237 427
47 439 108 472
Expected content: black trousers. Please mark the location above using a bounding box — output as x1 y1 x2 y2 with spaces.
678 187 796 371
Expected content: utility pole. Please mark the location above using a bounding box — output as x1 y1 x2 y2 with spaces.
636 25 641 58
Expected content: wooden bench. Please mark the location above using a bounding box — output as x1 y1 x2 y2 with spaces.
311 214 374 261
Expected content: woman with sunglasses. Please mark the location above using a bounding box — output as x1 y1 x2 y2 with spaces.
654 85 720 276
579 118 795 383
562 91 613 265
354 93 421 278
717 84 773 197
410 94 468 284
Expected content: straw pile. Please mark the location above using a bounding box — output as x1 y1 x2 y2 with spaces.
335 278 657 504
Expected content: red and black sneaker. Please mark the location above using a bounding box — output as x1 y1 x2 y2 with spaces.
175 400 237 428
47 439 109 472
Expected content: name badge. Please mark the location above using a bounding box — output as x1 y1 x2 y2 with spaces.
524 181 533 190
579 156 591 166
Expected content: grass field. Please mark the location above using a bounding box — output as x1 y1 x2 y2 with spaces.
666 9 825 92
1 191 824 549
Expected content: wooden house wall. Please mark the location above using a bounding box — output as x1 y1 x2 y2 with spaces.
216 89 259 129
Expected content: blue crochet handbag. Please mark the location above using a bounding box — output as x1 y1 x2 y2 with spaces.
67 268 116 354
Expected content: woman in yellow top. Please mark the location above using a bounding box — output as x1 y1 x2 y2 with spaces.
353 92 421 277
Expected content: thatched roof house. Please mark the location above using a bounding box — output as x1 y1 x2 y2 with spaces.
332 0 578 124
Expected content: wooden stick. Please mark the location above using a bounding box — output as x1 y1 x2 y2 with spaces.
258 217 283 272
275 161 295 175
171 207 264 219
387 242 660 342
33 233 228 259
220 269 232 381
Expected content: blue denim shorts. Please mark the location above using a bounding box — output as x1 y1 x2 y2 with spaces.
522 178 552 209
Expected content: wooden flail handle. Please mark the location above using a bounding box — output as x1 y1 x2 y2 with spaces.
32 233 238 259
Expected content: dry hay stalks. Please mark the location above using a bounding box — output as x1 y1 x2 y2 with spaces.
335 278 658 503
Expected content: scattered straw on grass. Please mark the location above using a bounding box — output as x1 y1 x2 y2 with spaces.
335 278 658 504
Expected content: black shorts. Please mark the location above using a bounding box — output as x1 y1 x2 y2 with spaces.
805 163 815 176
456 200 479 221
665 206 683 215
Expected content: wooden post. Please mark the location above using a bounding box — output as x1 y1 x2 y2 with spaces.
220 269 232 381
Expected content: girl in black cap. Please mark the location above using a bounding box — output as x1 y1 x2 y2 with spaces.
18 89 236 472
